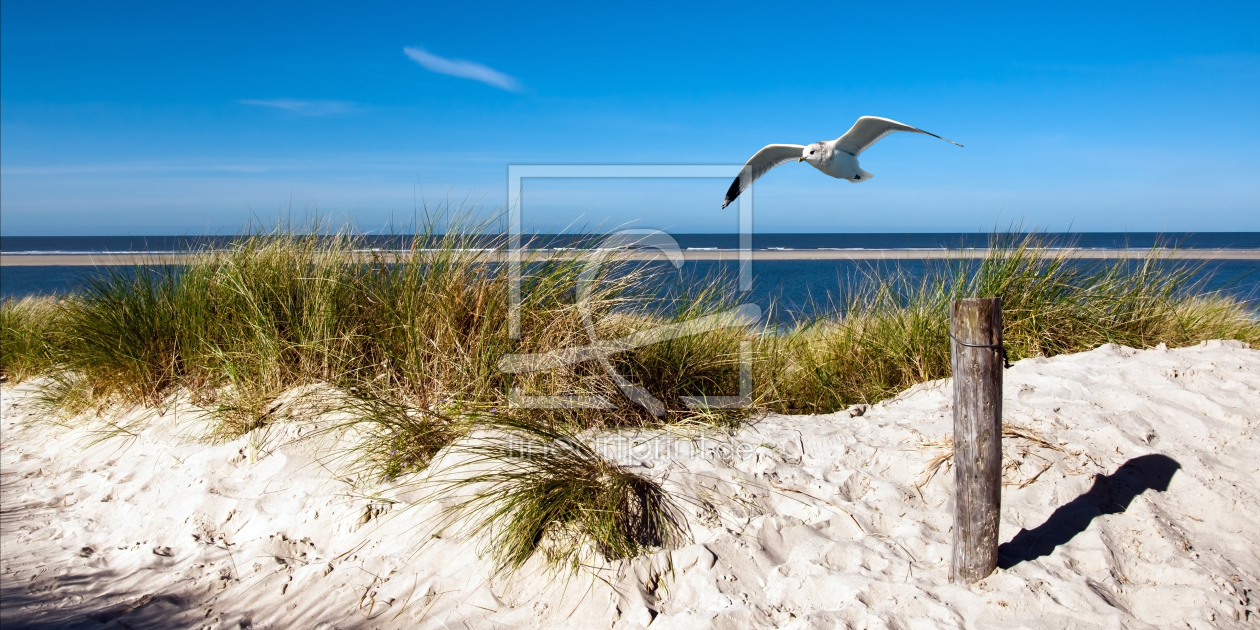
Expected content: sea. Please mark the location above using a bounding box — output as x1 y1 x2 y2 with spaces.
4 233 1259 320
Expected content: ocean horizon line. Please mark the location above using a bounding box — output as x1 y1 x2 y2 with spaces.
4 231 1260 255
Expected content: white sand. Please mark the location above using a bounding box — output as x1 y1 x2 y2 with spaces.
2 341 1258 629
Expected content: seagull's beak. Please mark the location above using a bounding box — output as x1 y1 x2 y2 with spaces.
797 157 804 163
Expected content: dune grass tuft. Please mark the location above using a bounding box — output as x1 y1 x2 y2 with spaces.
0 296 64 383
57 266 184 405
425 417 688 576
336 395 468 481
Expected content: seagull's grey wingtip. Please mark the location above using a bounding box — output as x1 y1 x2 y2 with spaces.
919 127 963 148
722 175 742 209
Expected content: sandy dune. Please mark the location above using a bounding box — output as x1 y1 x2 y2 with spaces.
2 341 1258 629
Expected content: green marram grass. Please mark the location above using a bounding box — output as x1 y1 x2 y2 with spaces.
0 220 748 432
0 296 63 383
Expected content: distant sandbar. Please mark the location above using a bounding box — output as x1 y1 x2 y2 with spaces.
3 248 1259 266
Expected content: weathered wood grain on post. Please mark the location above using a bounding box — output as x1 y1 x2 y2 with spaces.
950 297 1003 583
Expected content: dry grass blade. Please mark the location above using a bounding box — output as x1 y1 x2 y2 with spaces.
1017 462 1055 488
916 424 1062 488
1001 424 1063 451
915 434 954 489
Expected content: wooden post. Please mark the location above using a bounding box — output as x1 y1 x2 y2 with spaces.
950 297 1003 583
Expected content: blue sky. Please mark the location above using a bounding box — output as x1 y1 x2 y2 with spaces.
2 1 1258 235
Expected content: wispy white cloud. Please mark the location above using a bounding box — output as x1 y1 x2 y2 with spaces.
403 46 521 92
238 99 359 116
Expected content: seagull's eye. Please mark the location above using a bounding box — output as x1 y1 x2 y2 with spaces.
810 151 815 155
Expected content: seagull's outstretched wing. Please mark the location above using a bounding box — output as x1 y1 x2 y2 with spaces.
722 144 805 208
833 116 962 156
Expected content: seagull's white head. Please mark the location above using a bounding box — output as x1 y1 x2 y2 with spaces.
798 142 827 165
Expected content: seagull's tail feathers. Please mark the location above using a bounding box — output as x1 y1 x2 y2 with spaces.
854 168 874 182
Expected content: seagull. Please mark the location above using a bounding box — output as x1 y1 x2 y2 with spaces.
721 116 962 208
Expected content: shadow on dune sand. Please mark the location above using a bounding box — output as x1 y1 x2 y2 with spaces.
0 471 189 630
999 453 1181 569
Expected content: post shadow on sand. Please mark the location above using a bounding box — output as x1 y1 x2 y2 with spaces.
998 454 1181 569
